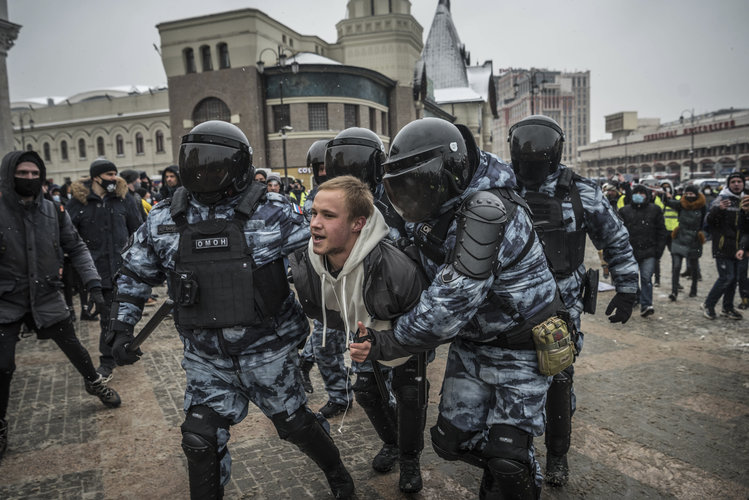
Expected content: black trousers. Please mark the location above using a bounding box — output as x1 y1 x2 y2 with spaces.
0 314 98 419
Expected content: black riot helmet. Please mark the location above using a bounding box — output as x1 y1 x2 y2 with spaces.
306 139 329 186
324 127 386 192
178 120 253 204
382 118 477 223
508 114 565 190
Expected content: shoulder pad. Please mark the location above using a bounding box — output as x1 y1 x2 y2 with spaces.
450 190 507 279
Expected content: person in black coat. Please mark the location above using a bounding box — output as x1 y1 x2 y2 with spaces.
66 159 142 380
618 184 668 317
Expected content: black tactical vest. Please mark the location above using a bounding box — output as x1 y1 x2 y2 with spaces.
169 184 287 329
524 169 586 277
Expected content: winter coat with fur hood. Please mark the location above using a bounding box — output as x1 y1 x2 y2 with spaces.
0 150 100 329
65 176 142 288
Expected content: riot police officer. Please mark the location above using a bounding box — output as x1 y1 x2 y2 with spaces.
509 115 639 486
108 121 354 499
351 118 566 499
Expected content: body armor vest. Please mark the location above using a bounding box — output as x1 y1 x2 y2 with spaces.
169 184 287 329
524 169 586 278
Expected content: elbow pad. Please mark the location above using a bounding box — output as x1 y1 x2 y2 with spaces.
450 191 507 279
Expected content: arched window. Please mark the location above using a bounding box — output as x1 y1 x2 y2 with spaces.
200 45 212 71
155 130 165 153
78 138 86 159
116 134 124 156
96 136 105 156
135 133 144 155
61 140 68 161
192 97 230 125
43 142 51 161
217 42 230 69
184 48 196 74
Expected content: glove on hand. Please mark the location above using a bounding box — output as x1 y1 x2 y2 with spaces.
87 286 107 318
111 324 142 365
605 292 636 324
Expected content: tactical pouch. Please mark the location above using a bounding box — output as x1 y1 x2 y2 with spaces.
531 316 576 376
174 271 199 306
582 268 599 314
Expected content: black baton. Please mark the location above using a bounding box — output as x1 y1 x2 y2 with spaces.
127 299 174 352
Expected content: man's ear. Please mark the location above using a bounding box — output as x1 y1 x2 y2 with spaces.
352 216 366 233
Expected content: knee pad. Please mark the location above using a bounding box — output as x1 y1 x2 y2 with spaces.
482 425 536 500
352 373 382 409
483 424 533 467
271 406 317 441
545 371 573 456
430 415 485 468
181 405 230 455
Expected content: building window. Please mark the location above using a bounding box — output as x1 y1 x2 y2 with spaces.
116 135 124 156
381 111 388 135
273 104 290 131
369 108 377 132
184 48 196 74
135 133 144 155
43 142 51 161
217 43 230 69
78 138 86 159
308 103 328 130
200 45 212 71
192 97 231 125
155 130 165 153
61 140 68 161
344 104 359 128
96 136 105 156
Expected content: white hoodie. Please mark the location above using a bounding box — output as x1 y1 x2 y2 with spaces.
307 208 409 367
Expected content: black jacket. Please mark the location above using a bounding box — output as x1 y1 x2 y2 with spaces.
707 189 749 259
0 151 100 328
619 196 668 262
66 177 142 288
157 165 181 201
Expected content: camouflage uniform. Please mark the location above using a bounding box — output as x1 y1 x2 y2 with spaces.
383 153 558 491
114 190 319 487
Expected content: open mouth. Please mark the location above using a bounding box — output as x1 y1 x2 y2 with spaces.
311 233 326 243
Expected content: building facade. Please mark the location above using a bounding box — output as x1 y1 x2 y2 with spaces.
0 0 20 154
578 108 749 183
493 68 591 166
10 88 171 183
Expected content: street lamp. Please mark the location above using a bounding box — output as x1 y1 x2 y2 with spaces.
257 45 299 191
680 108 695 175
528 69 546 115
15 112 34 151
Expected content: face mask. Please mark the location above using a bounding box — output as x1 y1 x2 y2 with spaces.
100 178 117 193
14 177 42 197
52 195 61 203
632 193 646 204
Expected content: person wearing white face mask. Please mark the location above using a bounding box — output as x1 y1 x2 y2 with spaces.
66 159 142 381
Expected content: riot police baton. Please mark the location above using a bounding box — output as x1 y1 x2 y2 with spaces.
127 299 174 353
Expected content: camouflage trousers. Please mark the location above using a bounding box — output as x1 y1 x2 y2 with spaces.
300 320 353 405
181 347 308 485
438 338 552 489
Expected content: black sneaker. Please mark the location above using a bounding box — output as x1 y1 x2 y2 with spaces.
96 365 114 383
319 400 350 419
85 375 122 408
653 280 660 288
737 298 749 310
641 306 655 317
668 293 677 302
701 303 716 320
372 443 399 472
689 290 697 298
0 418 7 462
720 309 743 320
80 309 96 321
545 453 569 487
399 455 423 493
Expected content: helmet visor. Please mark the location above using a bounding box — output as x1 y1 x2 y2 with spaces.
383 157 450 223
179 143 246 194
510 125 563 188
325 137 381 186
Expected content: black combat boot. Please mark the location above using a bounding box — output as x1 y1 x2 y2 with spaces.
0 418 8 461
545 453 569 487
399 453 423 493
85 374 121 408
301 360 314 394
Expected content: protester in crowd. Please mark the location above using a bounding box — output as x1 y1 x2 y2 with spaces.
664 185 707 300
157 165 181 201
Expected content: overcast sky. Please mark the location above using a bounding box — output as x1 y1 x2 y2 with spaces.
6 0 749 141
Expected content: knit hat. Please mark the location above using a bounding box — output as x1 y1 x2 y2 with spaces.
119 169 139 184
684 184 700 195
267 173 281 184
90 159 117 178
726 172 744 186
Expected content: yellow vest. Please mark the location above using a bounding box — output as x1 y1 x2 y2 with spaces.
662 195 679 231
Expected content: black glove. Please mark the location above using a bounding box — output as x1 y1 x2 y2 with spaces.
605 292 636 324
110 322 142 365
87 286 107 318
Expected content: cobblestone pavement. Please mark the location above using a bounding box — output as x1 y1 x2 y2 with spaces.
1 241 747 499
